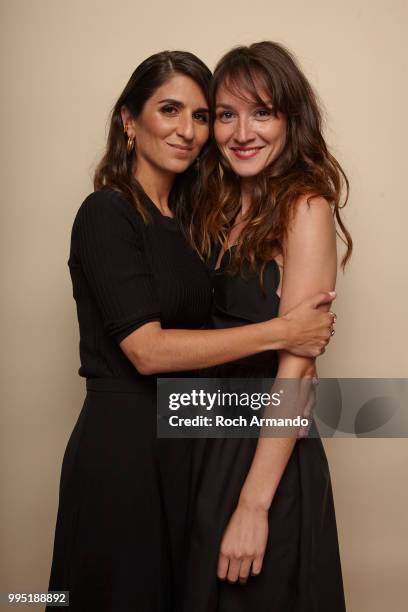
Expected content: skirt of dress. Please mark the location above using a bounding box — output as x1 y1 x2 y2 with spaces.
47 378 192 612
181 367 346 612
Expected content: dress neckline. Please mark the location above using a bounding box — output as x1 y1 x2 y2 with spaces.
214 244 237 272
140 191 179 232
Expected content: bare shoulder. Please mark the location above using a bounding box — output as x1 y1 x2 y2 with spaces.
282 194 337 277
286 194 335 245
291 194 334 225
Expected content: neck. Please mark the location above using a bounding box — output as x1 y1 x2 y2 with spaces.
134 159 175 216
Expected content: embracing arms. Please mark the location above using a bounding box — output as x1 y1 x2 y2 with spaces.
76 190 335 375
119 292 335 374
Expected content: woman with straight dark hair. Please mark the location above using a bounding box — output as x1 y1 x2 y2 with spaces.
183 41 352 611
47 49 337 611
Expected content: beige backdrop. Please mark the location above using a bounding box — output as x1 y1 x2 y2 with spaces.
1 0 407 610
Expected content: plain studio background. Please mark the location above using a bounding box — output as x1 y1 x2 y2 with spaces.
1 0 407 610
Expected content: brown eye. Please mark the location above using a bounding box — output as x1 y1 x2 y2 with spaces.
217 111 234 122
193 112 209 123
161 105 178 115
255 108 272 120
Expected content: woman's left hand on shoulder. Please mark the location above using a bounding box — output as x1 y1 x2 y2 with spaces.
217 502 269 584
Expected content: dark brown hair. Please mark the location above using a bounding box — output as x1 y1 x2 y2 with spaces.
94 50 212 224
189 41 352 275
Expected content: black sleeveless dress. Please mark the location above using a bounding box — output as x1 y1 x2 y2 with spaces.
182 248 346 612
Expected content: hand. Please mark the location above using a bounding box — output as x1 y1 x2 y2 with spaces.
217 502 269 584
282 292 337 357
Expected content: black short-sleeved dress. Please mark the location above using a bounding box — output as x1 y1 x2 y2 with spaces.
182 248 346 612
47 189 212 612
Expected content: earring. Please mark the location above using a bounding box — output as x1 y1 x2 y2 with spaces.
126 136 135 154
123 124 134 154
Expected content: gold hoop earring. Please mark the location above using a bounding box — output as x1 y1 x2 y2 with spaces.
126 136 134 154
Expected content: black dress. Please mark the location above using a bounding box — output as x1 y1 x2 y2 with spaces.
47 189 212 611
182 248 346 612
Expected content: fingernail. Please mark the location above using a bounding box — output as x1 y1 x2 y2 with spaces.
329 291 336 297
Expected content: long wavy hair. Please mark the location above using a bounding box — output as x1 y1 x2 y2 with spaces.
94 50 212 225
189 42 352 277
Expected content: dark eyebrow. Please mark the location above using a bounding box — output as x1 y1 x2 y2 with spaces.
158 98 209 113
158 98 184 107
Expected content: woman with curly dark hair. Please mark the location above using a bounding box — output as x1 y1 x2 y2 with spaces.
184 41 352 611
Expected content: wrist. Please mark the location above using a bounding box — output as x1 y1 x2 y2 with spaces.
264 317 288 352
238 487 273 513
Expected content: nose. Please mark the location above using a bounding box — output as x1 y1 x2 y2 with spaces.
234 117 253 144
177 113 194 141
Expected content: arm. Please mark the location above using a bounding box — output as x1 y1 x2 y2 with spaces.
119 291 335 374
77 190 335 375
217 196 337 584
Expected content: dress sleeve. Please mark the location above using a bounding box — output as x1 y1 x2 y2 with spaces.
72 190 161 343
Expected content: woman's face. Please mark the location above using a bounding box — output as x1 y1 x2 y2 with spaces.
126 73 209 176
214 81 286 179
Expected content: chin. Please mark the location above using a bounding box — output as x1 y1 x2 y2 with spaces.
166 159 194 174
231 165 262 178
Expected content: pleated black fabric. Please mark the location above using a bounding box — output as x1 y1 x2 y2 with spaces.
47 189 212 611
181 247 346 612
68 189 212 379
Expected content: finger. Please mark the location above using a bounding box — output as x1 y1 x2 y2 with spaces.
312 291 336 309
329 311 337 323
251 555 264 577
325 315 335 330
217 553 229 581
238 559 252 584
227 558 241 583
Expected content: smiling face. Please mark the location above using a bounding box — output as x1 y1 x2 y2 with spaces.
123 73 209 178
214 80 287 180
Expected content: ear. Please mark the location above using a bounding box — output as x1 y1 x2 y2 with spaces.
121 106 136 138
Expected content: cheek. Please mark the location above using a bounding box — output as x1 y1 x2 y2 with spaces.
260 122 283 144
196 125 209 147
214 123 231 147
148 114 173 139
274 119 287 148
276 127 287 154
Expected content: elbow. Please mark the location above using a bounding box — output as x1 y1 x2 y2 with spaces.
134 357 154 376
127 347 158 375
277 353 317 379
120 325 164 375
301 363 317 379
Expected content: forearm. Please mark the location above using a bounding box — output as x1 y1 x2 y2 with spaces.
238 354 315 511
121 318 288 375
